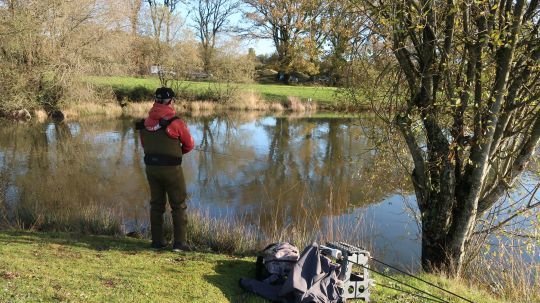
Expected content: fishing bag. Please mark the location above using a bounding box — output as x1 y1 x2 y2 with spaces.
256 242 300 283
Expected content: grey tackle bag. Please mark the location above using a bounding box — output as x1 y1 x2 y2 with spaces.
241 242 342 303
256 242 300 283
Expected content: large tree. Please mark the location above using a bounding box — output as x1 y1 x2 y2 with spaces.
243 0 325 82
365 0 540 274
323 0 369 85
192 0 240 74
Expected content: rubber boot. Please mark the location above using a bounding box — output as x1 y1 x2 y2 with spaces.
172 207 189 251
150 210 166 248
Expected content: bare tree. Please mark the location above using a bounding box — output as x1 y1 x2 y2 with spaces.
0 0 118 112
128 0 143 35
126 0 143 74
146 0 182 43
144 0 185 79
191 0 240 73
364 0 540 275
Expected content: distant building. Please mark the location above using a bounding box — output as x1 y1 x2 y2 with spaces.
149 65 176 76
190 72 212 80
149 65 161 75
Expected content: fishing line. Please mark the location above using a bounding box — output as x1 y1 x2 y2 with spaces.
194 146 473 302
357 263 453 303
194 146 473 301
369 256 475 303
377 282 449 303
163 130 472 302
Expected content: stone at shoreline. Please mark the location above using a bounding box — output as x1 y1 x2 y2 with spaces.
10 109 31 121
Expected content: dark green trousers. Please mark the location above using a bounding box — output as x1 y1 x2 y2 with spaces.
145 165 188 244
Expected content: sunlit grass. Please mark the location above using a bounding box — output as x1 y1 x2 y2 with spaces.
464 236 540 303
0 114 535 302
0 231 509 303
60 90 308 119
371 271 509 303
62 102 124 118
84 76 343 104
0 230 264 303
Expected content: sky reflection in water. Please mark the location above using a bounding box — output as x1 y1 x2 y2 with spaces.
1 113 537 269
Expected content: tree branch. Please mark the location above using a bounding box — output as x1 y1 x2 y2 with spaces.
479 112 540 214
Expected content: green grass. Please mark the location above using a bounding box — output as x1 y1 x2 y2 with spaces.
85 76 342 104
0 230 263 303
0 230 506 303
371 272 506 303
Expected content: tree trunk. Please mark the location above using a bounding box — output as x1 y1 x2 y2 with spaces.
378 0 538 277
421 227 449 271
202 46 212 74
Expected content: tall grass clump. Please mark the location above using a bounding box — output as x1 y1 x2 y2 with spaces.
228 90 264 110
464 236 539 303
250 184 373 253
185 210 259 254
226 90 282 112
122 102 154 117
63 102 123 118
285 96 317 112
12 203 123 236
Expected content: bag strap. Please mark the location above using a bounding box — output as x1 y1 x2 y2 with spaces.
134 119 145 130
159 116 180 127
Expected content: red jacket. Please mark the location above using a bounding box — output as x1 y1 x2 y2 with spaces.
142 103 194 154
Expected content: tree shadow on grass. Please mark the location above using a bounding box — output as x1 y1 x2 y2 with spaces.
203 258 268 303
0 229 151 253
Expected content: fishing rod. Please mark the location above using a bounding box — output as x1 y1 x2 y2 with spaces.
368 256 475 303
377 282 449 303
194 145 474 302
136 120 474 302
357 263 453 303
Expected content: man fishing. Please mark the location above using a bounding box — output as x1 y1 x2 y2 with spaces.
140 87 194 251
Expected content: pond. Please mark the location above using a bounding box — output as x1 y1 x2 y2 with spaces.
0 112 536 269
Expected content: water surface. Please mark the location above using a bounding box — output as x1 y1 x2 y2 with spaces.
0 113 536 269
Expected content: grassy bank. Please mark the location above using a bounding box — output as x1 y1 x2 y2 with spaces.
0 231 507 303
58 100 360 120
84 76 344 106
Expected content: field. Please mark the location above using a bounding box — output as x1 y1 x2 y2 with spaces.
85 76 343 105
0 231 506 303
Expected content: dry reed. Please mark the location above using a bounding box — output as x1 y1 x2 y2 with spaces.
62 102 123 118
285 96 317 112
464 236 539 303
55 90 291 121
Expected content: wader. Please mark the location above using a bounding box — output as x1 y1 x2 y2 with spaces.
141 128 187 246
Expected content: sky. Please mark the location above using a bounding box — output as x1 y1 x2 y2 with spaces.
229 11 275 55
177 2 276 56
245 37 275 56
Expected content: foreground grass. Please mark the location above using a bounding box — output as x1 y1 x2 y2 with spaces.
0 231 506 303
85 76 342 105
0 230 262 303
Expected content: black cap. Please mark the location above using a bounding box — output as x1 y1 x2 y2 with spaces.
155 87 175 100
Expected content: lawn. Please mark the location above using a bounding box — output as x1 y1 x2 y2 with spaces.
0 230 506 303
85 76 342 105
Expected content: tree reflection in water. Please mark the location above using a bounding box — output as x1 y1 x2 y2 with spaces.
0 113 418 264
